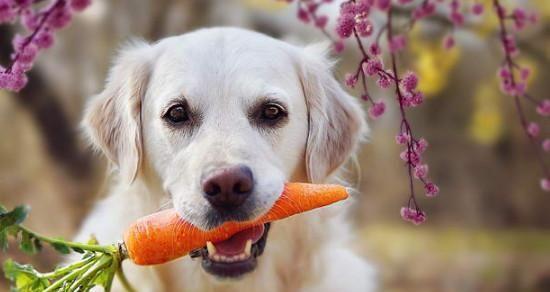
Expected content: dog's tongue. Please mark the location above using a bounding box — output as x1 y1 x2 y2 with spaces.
213 225 265 256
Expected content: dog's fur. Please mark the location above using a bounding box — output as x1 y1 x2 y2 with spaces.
76 27 376 291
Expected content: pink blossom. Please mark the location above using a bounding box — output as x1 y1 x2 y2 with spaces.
425 182 439 197
400 149 420 165
0 71 28 92
389 35 407 53
369 43 381 55
450 11 464 26
513 8 528 30
297 7 310 23
362 58 383 76
0 0 16 23
527 122 540 137
412 1 435 20
401 71 418 92
414 164 429 179
377 73 392 89
314 15 328 28
536 99 550 117
48 3 72 29
333 41 345 53
375 0 391 11
502 34 519 56
519 67 531 81
368 101 386 119
355 19 373 37
542 139 550 152
336 13 355 38
541 178 550 192
396 132 410 145
415 138 429 153
70 0 91 11
472 3 484 15
442 34 455 50
33 30 54 48
400 207 426 225
345 73 357 88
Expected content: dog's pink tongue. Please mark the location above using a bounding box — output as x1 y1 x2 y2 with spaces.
213 225 265 256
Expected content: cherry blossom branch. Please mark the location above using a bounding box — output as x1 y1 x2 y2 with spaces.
492 0 550 190
0 0 91 91
288 0 549 224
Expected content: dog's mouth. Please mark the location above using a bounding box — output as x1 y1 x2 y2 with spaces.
190 223 271 278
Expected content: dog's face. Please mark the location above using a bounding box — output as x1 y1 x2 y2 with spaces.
84 28 365 279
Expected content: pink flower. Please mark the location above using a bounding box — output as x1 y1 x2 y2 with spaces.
542 139 550 152
389 35 407 53
355 19 373 37
314 15 328 28
333 41 345 53
442 34 455 50
368 101 386 119
377 73 392 89
369 43 381 55
400 207 426 225
48 3 72 29
414 164 429 179
70 0 92 11
363 58 383 76
412 1 435 20
472 3 484 15
400 149 420 165
17 44 38 64
0 71 28 92
519 67 531 81
376 0 391 11
415 138 429 153
403 92 424 107
541 178 550 192
345 73 357 88
513 8 528 30
33 30 54 49
450 11 464 26
527 122 540 137
396 132 410 145
502 34 519 56
536 99 550 117
297 7 310 23
0 0 16 23
425 182 439 197
401 71 418 92
336 13 355 39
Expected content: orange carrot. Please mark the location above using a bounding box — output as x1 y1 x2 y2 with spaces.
123 183 348 265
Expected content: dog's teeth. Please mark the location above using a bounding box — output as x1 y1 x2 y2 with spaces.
238 253 247 261
206 241 216 256
212 254 221 261
244 240 252 257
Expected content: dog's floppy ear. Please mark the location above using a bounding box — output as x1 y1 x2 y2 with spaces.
298 43 368 183
83 41 152 184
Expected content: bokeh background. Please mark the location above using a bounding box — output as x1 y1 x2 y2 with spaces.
1 0 549 291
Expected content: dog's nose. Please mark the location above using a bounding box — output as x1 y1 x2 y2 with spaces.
201 165 254 210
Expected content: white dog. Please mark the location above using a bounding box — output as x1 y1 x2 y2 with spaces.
76 27 376 292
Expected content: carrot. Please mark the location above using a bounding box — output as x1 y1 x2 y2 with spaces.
123 183 348 265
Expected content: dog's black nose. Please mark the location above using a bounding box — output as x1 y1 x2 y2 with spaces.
202 165 254 210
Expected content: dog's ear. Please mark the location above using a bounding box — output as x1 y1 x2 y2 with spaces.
83 41 152 184
298 43 368 183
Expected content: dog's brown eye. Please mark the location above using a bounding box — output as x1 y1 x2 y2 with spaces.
260 104 286 122
164 105 189 124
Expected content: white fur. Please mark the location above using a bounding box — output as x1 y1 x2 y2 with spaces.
77 27 376 291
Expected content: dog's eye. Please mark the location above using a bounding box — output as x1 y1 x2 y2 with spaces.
260 103 287 122
164 104 189 124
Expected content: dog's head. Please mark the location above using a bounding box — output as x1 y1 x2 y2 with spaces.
84 28 365 278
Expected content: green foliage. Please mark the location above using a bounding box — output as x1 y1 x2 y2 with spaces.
0 204 133 292
4 260 50 292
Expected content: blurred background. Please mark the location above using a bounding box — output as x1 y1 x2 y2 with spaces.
1 0 549 291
